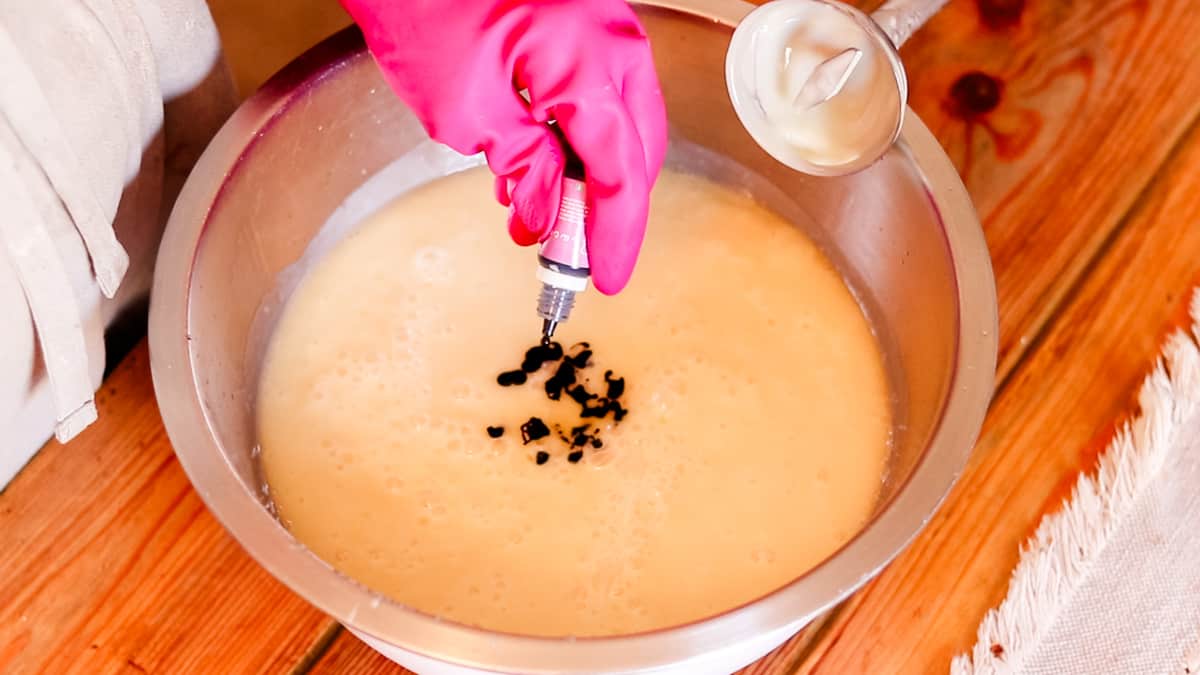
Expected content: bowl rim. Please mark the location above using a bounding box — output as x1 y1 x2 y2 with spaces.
149 1 998 671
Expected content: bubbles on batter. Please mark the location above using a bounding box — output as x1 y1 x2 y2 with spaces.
411 245 452 284
256 166 892 638
749 549 777 565
449 380 476 402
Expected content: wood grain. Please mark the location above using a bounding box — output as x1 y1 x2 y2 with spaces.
792 102 1200 675
738 0 1200 668
0 346 332 674
742 0 1200 668
897 0 1200 376
206 0 351 98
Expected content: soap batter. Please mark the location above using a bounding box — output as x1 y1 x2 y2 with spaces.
257 167 890 637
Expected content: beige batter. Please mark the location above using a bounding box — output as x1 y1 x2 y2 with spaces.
257 167 890 637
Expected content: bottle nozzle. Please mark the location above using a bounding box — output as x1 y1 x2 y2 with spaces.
537 282 575 341
534 121 589 339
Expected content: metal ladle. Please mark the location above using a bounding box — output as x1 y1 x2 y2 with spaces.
799 0 947 106
726 0 948 176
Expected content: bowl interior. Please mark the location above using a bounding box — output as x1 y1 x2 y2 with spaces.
166 4 974 664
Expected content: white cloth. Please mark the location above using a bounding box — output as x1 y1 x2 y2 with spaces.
0 0 237 486
954 291 1200 675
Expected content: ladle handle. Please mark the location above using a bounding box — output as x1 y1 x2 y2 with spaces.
871 0 949 48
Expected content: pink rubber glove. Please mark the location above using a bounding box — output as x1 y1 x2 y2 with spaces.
341 0 668 295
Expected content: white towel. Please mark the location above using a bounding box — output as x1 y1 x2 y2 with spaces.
954 291 1200 675
0 0 236 484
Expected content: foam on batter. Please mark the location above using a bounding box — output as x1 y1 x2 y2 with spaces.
257 167 890 637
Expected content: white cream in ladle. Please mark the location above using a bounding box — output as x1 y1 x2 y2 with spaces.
726 0 946 176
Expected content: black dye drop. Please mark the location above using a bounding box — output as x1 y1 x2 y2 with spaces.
579 400 608 419
565 347 592 370
520 417 550 444
544 361 577 400
497 370 527 386
580 398 627 422
564 423 606 452
566 384 596 405
492 339 629 464
521 342 563 373
603 370 625 399
610 402 628 422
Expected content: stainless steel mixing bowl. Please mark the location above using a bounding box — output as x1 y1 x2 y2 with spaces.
148 1 998 672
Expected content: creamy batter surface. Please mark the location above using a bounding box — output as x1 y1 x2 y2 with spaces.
257 167 890 637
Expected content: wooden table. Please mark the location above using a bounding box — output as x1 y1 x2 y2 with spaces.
5 0 1200 672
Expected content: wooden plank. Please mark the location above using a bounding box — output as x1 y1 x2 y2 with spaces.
791 100 1200 674
742 0 1200 668
745 0 1200 668
206 0 351 98
896 0 1200 376
0 345 332 674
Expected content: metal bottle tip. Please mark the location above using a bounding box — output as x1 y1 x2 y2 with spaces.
541 318 558 343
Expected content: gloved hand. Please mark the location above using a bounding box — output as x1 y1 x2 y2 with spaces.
341 0 668 295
